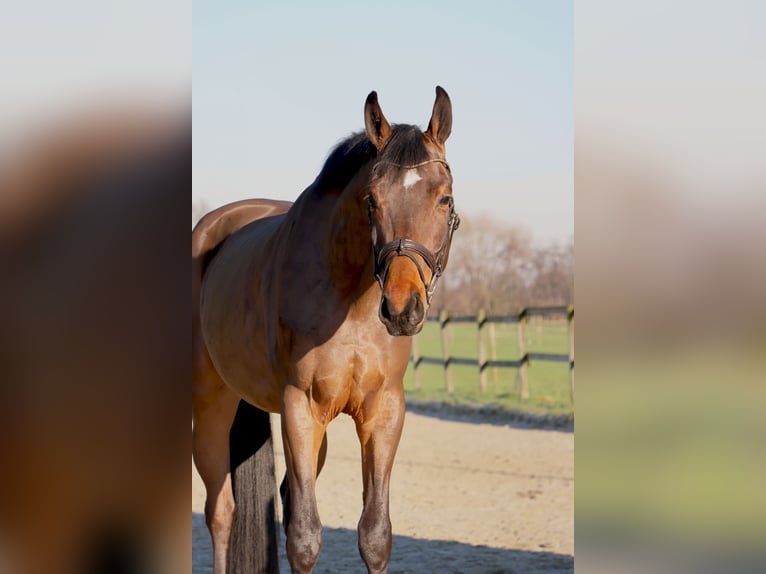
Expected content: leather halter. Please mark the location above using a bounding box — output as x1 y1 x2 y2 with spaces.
367 159 460 305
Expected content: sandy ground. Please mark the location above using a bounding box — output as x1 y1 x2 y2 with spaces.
192 410 573 573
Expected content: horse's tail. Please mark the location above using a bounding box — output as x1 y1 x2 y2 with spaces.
228 400 280 573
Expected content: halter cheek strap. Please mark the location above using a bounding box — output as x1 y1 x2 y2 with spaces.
367 159 460 305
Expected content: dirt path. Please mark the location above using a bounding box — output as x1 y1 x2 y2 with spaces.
192 410 573 573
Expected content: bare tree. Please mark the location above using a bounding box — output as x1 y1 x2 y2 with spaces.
528 241 574 306
438 214 573 314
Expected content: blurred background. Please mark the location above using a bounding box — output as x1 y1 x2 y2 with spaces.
1 1 189 573
576 0 766 571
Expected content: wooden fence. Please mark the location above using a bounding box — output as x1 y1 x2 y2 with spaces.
410 305 574 402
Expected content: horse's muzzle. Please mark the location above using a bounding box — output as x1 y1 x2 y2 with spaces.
379 292 425 336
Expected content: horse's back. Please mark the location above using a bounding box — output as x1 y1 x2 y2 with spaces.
192 199 292 265
192 198 291 304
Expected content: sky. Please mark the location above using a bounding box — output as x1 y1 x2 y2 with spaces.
193 1 573 244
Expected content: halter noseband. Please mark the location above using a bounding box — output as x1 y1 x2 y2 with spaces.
367 159 460 305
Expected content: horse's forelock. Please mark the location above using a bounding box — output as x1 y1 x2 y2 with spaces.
378 124 430 169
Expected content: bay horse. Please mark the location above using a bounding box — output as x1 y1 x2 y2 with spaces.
192 87 459 573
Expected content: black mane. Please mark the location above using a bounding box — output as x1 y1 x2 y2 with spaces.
315 124 430 191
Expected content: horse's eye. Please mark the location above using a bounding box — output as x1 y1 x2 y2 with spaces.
366 195 378 210
438 195 453 207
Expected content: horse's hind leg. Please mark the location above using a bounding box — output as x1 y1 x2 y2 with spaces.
355 385 406 574
192 363 239 574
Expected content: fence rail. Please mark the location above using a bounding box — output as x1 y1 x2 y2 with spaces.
411 305 574 402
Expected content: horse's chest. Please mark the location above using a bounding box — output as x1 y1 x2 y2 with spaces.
294 326 408 414
301 337 385 389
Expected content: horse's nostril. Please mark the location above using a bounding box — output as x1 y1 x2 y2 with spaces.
380 296 395 322
380 293 424 331
408 293 424 326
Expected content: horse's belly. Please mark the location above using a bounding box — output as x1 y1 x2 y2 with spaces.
225 368 283 413
202 325 284 413
200 243 283 413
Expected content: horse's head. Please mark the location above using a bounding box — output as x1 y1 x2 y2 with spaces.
363 87 459 337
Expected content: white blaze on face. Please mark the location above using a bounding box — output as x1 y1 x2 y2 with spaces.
402 170 421 190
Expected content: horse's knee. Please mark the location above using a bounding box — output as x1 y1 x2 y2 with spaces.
286 511 322 573
358 510 392 574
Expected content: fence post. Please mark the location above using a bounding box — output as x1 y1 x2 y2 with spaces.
568 305 575 403
439 310 453 394
477 308 487 393
412 332 422 390
489 321 498 383
517 308 529 399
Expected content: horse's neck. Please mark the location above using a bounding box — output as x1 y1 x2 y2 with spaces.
271 171 378 342
325 180 375 298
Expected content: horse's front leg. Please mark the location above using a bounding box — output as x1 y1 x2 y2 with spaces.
355 383 406 574
281 385 325 574
281 431 328 534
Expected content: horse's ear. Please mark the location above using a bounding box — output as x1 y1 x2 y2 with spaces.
364 91 392 151
425 86 452 147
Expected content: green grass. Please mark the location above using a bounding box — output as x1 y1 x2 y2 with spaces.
403 318 573 415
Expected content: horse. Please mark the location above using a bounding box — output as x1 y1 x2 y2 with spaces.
192 86 459 574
